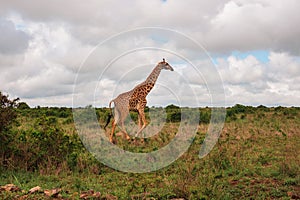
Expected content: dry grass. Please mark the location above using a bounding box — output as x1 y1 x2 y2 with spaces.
1 106 299 199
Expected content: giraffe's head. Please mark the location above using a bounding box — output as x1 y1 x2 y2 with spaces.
158 58 174 71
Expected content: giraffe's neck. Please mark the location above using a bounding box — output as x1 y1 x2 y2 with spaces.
131 65 162 98
144 65 162 87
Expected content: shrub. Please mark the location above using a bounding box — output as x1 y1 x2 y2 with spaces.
225 109 237 122
199 109 211 124
0 92 19 133
166 105 181 123
0 92 19 167
17 102 30 109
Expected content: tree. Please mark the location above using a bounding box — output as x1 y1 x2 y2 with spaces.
17 102 30 109
0 92 19 168
166 104 181 122
0 92 19 133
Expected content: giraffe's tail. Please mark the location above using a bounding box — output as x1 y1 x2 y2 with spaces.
104 100 113 130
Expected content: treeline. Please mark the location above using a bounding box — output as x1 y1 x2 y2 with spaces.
17 103 300 124
16 103 300 124
0 92 299 173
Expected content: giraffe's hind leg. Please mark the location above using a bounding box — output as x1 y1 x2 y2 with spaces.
109 107 120 143
120 111 131 141
119 121 130 140
110 119 117 143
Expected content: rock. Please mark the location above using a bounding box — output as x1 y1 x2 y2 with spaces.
44 188 61 197
80 189 101 199
28 186 42 194
105 194 118 200
170 199 186 200
17 194 29 200
0 184 20 192
80 190 93 199
92 191 101 198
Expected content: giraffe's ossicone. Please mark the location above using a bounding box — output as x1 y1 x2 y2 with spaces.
104 58 174 143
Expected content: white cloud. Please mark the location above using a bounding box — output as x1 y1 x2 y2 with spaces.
218 51 300 106
0 18 30 54
0 1 299 107
201 0 300 55
268 52 300 79
218 55 264 84
1 0 300 54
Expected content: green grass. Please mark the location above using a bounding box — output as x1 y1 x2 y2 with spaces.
0 106 300 199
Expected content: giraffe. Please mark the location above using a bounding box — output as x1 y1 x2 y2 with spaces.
104 59 174 143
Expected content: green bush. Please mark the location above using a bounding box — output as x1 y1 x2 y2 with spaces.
165 104 181 122
0 92 19 168
199 109 211 124
1 112 86 172
0 92 19 133
17 102 30 109
225 109 237 122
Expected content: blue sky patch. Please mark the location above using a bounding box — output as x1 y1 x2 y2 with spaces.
231 50 270 63
212 50 270 65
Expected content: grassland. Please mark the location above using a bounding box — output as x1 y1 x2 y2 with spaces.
0 105 299 199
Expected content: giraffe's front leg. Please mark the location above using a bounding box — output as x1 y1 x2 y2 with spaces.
137 110 143 129
135 109 147 137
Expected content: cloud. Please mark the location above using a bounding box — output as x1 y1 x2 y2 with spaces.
0 17 78 104
205 0 300 55
0 18 30 54
2 0 300 54
217 55 264 84
268 52 300 79
0 1 299 107
218 51 300 106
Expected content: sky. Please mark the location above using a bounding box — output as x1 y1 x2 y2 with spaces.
0 0 299 107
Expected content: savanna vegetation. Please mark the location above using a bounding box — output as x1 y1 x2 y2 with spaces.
0 92 299 199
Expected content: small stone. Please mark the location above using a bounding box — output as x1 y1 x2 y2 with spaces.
105 194 118 200
80 189 101 199
0 184 20 192
92 191 101 198
44 188 61 197
29 186 42 194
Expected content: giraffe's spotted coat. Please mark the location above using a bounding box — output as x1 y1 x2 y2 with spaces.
106 59 174 143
